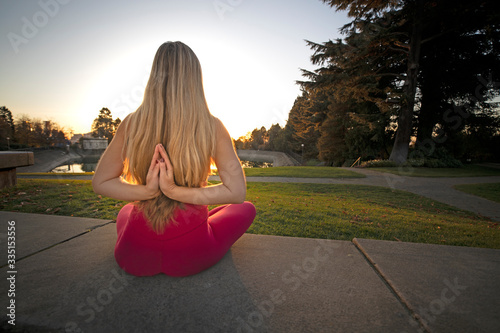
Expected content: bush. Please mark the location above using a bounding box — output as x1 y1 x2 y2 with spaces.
360 147 463 168
360 159 397 168
414 147 463 168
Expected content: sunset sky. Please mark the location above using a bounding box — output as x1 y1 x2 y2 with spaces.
0 0 350 139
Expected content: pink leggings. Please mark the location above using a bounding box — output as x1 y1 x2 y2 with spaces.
115 201 256 277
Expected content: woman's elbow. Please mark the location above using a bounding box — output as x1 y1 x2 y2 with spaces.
232 187 246 204
91 177 103 195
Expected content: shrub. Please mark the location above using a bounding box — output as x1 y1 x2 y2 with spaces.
360 159 397 168
360 147 463 168
417 147 463 168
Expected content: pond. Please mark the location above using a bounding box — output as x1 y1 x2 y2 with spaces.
51 156 100 173
51 158 272 173
240 160 273 168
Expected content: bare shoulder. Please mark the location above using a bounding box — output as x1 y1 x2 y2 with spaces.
212 117 238 163
213 116 230 141
119 113 133 130
114 113 134 139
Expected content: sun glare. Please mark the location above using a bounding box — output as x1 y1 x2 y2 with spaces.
71 39 278 139
74 49 153 134
210 161 218 175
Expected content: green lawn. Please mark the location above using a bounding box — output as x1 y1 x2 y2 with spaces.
454 183 500 203
370 164 500 177
18 172 94 176
19 167 365 179
243 166 365 178
1 179 124 220
2 179 498 249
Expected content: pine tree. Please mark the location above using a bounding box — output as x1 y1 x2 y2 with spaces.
310 0 500 164
317 0 423 164
317 101 349 166
0 106 15 148
91 108 119 143
415 0 500 149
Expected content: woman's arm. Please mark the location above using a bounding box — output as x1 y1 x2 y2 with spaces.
92 115 161 201
158 118 246 205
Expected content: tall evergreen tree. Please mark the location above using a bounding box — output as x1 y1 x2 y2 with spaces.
0 106 15 148
318 0 423 164
310 0 500 164
91 107 119 143
317 100 349 166
286 89 330 159
415 0 500 149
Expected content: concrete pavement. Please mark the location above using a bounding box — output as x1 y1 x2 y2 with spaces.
1 211 499 332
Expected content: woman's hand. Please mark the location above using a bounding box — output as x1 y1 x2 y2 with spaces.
157 144 178 198
144 144 163 199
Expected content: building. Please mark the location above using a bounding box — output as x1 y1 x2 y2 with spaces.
70 132 93 145
82 137 108 150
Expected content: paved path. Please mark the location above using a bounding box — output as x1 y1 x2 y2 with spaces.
1 211 499 332
18 167 500 221
17 150 81 173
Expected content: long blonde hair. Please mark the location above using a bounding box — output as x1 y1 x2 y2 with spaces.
123 42 216 233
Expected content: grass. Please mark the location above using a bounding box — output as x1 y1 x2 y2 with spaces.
454 183 500 203
18 172 94 176
244 182 498 249
369 164 500 177
2 179 498 249
18 167 365 179
0 179 125 220
243 166 365 178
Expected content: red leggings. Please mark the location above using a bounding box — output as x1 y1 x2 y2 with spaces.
115 201 256 277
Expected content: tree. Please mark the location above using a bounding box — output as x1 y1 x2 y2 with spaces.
91 107 119 143
317 101 349 166
389 0 424 164
414 0 500 148
0 106 15 148
317 0 423 164
114 117 122 131
248 126 267 150
285 89 330 159
12 115 68 148
234 133 252 150
266 124 287 151
298 13 400 164
14 115 34 146
311 0 500 164
235 124 289 153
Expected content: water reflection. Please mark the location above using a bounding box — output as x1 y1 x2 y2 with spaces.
240 160 272 168
52 158 271 173
51 157 100 173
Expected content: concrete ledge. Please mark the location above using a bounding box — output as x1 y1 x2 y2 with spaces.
0 151 34 170
0 169 16 189
0 151 34 189
353 238 500 333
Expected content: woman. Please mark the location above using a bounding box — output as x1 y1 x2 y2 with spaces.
92 41 256 277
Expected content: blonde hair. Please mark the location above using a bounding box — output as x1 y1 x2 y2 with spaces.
123 41 216 233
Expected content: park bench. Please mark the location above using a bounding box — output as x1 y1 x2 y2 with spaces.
0 151 34 189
